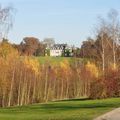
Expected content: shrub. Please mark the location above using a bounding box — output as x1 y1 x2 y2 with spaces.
89 69 120 99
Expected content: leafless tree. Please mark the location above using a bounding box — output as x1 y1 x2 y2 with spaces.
94 9 120 72
0 4 14 41
107 9 120 69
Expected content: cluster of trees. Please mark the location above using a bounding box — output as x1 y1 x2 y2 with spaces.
0 40 120 107
80 9 120 71
0 4 46 57
0 4 120 108
80 9 120 98
15 37 46 56
0 41 98 107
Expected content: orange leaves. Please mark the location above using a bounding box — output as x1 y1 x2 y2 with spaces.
109 63 118 72
85 61 99 78
60 60 70 71
0 42 19 74
0 42 19 59
23 57 40 74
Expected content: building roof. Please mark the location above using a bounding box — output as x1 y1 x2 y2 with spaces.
50 44 67 50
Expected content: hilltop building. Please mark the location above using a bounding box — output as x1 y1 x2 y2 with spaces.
45 44 74 57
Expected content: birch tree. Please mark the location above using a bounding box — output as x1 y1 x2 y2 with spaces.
0 4 14 41
107 9 120 69
94 9 120 72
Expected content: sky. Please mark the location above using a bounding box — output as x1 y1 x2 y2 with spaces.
0 0 120 46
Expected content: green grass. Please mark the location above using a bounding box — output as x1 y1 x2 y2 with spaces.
0 98 120 120
35 56 82 65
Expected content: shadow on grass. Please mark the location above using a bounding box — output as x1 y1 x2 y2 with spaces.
40 104 115 111
2 98 120 115
54 98 90 102
27 102 119 113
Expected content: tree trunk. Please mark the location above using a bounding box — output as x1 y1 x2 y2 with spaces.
8 68 15 107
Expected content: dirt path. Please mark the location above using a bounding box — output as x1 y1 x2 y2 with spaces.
94 108 120 120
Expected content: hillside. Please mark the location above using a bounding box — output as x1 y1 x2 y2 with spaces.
36 56 83 65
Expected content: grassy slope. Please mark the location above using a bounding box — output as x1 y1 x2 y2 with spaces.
36 56 82 65
0 98 120 120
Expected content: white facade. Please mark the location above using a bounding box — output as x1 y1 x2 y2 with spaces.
45 44 73 57
50 49 63 56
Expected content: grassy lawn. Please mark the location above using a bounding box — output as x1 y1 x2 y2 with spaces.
0 98 120 120
36 56 82 65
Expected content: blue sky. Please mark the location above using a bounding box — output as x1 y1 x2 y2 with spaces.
1 0 120 46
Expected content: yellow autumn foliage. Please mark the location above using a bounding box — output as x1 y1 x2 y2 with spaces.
0 42 19 59
23 57 40 74
86 61 99 78
60 60 70 71
110 63 118 71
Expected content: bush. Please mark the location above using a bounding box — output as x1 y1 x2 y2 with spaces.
89 70 120 99
89 79 107 99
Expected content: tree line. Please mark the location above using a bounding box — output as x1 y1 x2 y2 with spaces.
80 9 120 71
0 4 120 108
0 37 120 107
0 41 96 107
